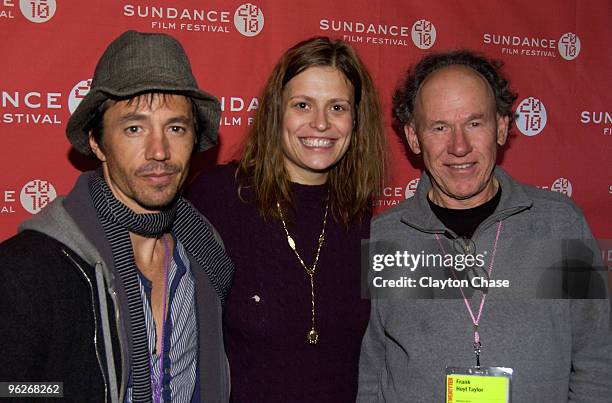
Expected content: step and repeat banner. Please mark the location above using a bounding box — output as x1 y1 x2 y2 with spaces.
0 1 610 253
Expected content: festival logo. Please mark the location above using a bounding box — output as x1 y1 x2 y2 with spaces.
0 0 16 19
234 3 264 37
515 97 547 137
218 94 259 127
319 17 416 47
373 177 421 207
19 0 56 23
550 177 572 197
482 31 581 60
411 19 436 50
0 188 17 214
580 110 611 136
558 32 581 61
122 2 264 36
405 178 420 199
20 179 57 214
1 89 63 126
68 79 92 114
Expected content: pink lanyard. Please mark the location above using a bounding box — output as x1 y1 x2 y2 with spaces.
434 221 503 367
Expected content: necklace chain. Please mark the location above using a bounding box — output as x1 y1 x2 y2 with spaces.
277 197 329 345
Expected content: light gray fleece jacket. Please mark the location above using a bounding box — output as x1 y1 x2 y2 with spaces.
357 167 611 402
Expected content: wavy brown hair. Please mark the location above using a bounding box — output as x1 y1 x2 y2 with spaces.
237 36 386 226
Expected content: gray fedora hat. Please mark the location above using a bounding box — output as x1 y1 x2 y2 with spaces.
66 30 221 155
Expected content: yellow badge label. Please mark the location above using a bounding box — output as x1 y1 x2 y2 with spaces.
446 374 509 403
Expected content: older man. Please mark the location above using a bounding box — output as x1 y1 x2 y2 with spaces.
358 51 611 402
0 31 233 402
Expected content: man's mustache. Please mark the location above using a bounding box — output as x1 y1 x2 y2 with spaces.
135 162 181 176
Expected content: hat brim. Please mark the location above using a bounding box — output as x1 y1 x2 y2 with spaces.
66 83 221 156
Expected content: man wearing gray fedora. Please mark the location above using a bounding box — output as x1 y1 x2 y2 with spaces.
0 30 233 402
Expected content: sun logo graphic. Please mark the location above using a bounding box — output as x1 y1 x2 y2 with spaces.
516 97 547 137
19 0 56 23
411 19 436 50
551 178 572 197
558 32 581 61
20 179 57 214
234 3 264 37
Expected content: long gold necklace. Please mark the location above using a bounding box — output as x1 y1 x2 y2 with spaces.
277 198 329 345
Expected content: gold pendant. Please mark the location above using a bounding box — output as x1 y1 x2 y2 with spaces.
307 329 319 345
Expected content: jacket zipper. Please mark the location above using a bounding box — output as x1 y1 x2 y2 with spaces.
61 249 109 403
107 286 127 403
471 205 529 240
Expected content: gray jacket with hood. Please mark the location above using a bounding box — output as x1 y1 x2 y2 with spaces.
0 172 230 402
357 167 611 402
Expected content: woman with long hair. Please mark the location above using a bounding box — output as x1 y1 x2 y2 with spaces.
188 36 386 401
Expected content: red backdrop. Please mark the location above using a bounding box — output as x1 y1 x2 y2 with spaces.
0 1 610 265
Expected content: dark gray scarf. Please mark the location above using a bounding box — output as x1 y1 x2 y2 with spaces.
88 173 233 402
